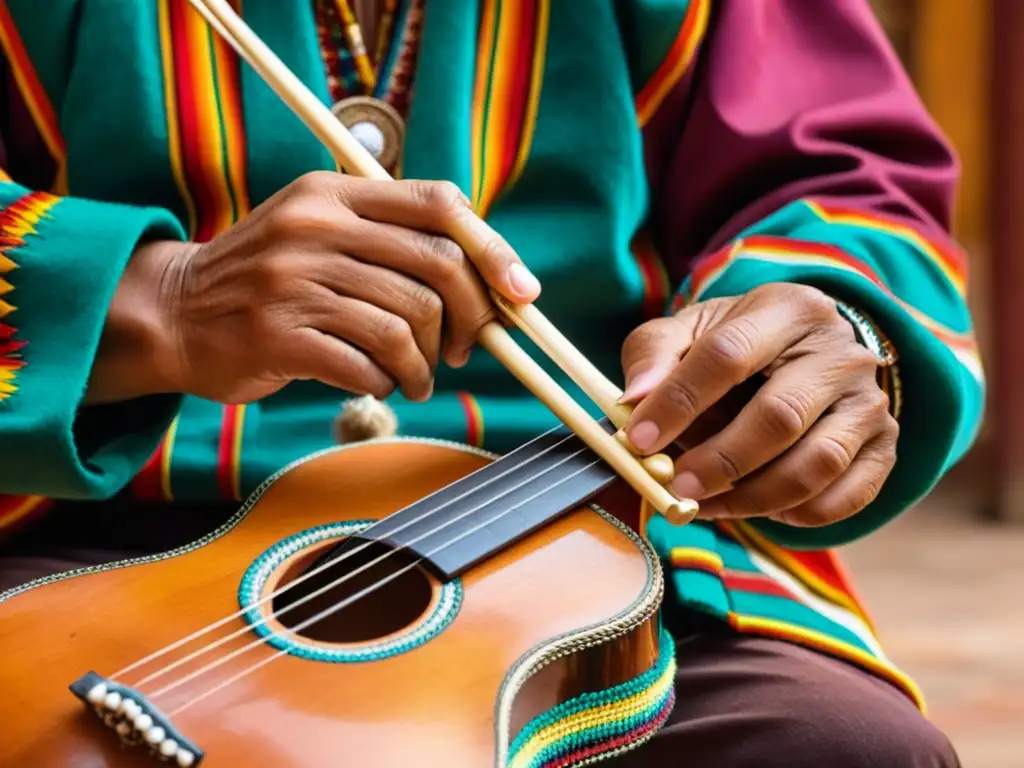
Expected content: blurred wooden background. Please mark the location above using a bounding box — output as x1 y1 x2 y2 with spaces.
870 0 1007 519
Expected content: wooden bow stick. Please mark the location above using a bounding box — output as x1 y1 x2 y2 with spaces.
187 0 698 525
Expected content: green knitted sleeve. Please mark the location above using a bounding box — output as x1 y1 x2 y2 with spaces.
0 181 186 499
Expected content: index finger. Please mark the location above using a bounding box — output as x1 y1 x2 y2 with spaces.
626 302 811 455
335 177 541 305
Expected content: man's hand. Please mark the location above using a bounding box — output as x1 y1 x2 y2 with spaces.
150 172 539 405
620 283 898 528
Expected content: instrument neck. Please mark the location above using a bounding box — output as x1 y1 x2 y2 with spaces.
351 422 622 581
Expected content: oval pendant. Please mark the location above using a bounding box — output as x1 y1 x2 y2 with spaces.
331 96 406 173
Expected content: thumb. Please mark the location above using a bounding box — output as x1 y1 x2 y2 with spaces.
620 313 701 403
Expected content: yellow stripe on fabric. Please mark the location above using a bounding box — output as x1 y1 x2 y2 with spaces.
669 546 723 572
230 404 247 501
805 200 967 296
508 659 676 767
635 0 710 127
476 1 521 214
470 0 498 213
727 612 927 713
160 416 180 502
470 0 547 218
691 240 984 383
0 495 46 528
725 521 874 628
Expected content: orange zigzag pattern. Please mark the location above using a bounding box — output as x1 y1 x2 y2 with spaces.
0 191 59 401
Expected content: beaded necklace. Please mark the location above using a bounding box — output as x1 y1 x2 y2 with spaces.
315 0 425 173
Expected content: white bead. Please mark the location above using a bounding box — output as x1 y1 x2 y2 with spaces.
115 721 133 737
350 121 385 158
134 714 153 732
145 726 166 744
118 697 136 715
103 691 122 710
176 749 196 767
159 738 178 757
86 684 108 705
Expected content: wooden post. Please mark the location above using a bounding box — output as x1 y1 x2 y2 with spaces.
990 0 1024 520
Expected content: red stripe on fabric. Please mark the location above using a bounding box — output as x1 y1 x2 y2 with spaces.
131 439 167 501
721 569 795 600
811 201 967 280
500 1 537 177
0 2 65 160
169 3 217 243
216 404 241 500
457 392 481 447
0 495 52 539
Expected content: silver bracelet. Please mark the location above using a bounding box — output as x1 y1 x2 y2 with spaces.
834 301 898 367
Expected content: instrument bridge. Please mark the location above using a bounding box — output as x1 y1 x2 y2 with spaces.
69 671 204 766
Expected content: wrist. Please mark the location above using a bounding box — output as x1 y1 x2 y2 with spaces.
85 239 196 404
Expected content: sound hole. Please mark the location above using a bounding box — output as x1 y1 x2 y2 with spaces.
271 538 433 644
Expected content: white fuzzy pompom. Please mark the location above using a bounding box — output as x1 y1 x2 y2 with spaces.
334 395 399 444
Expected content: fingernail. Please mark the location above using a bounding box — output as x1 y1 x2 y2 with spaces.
671 471 705 500
628 421 660 452
621 369 665 403
508 263 541 300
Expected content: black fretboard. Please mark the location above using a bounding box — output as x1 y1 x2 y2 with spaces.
348 420 618 581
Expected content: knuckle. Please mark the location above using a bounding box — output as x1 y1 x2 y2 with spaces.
264 199 331 239
759 390 811 440
869 386 892 418
372 312 414 348
418 233 466 278
884 415 901 443
850 476 885 514
723 492 766 519
414 180 467 219
659 377 702 419
796 286 838 321
847 345 880 371
708 447 744 484
784 504 837 528
476 232 511 270
291 170 337 198
407 283 444 325
810 435 854 478
871 433 899 470
702 321 757 379
777 469 818 501
252 254 292 292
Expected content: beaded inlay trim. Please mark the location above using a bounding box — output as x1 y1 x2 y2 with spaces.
238 519 463 663
507 628 676 768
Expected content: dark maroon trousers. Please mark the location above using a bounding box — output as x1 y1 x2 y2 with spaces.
0 500 960 768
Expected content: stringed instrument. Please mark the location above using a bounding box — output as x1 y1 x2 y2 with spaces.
0 3 698 766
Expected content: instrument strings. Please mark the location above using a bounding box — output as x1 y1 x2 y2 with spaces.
115 428 603 702
129 435 590 693
160 450 606 717
110 424 569 682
